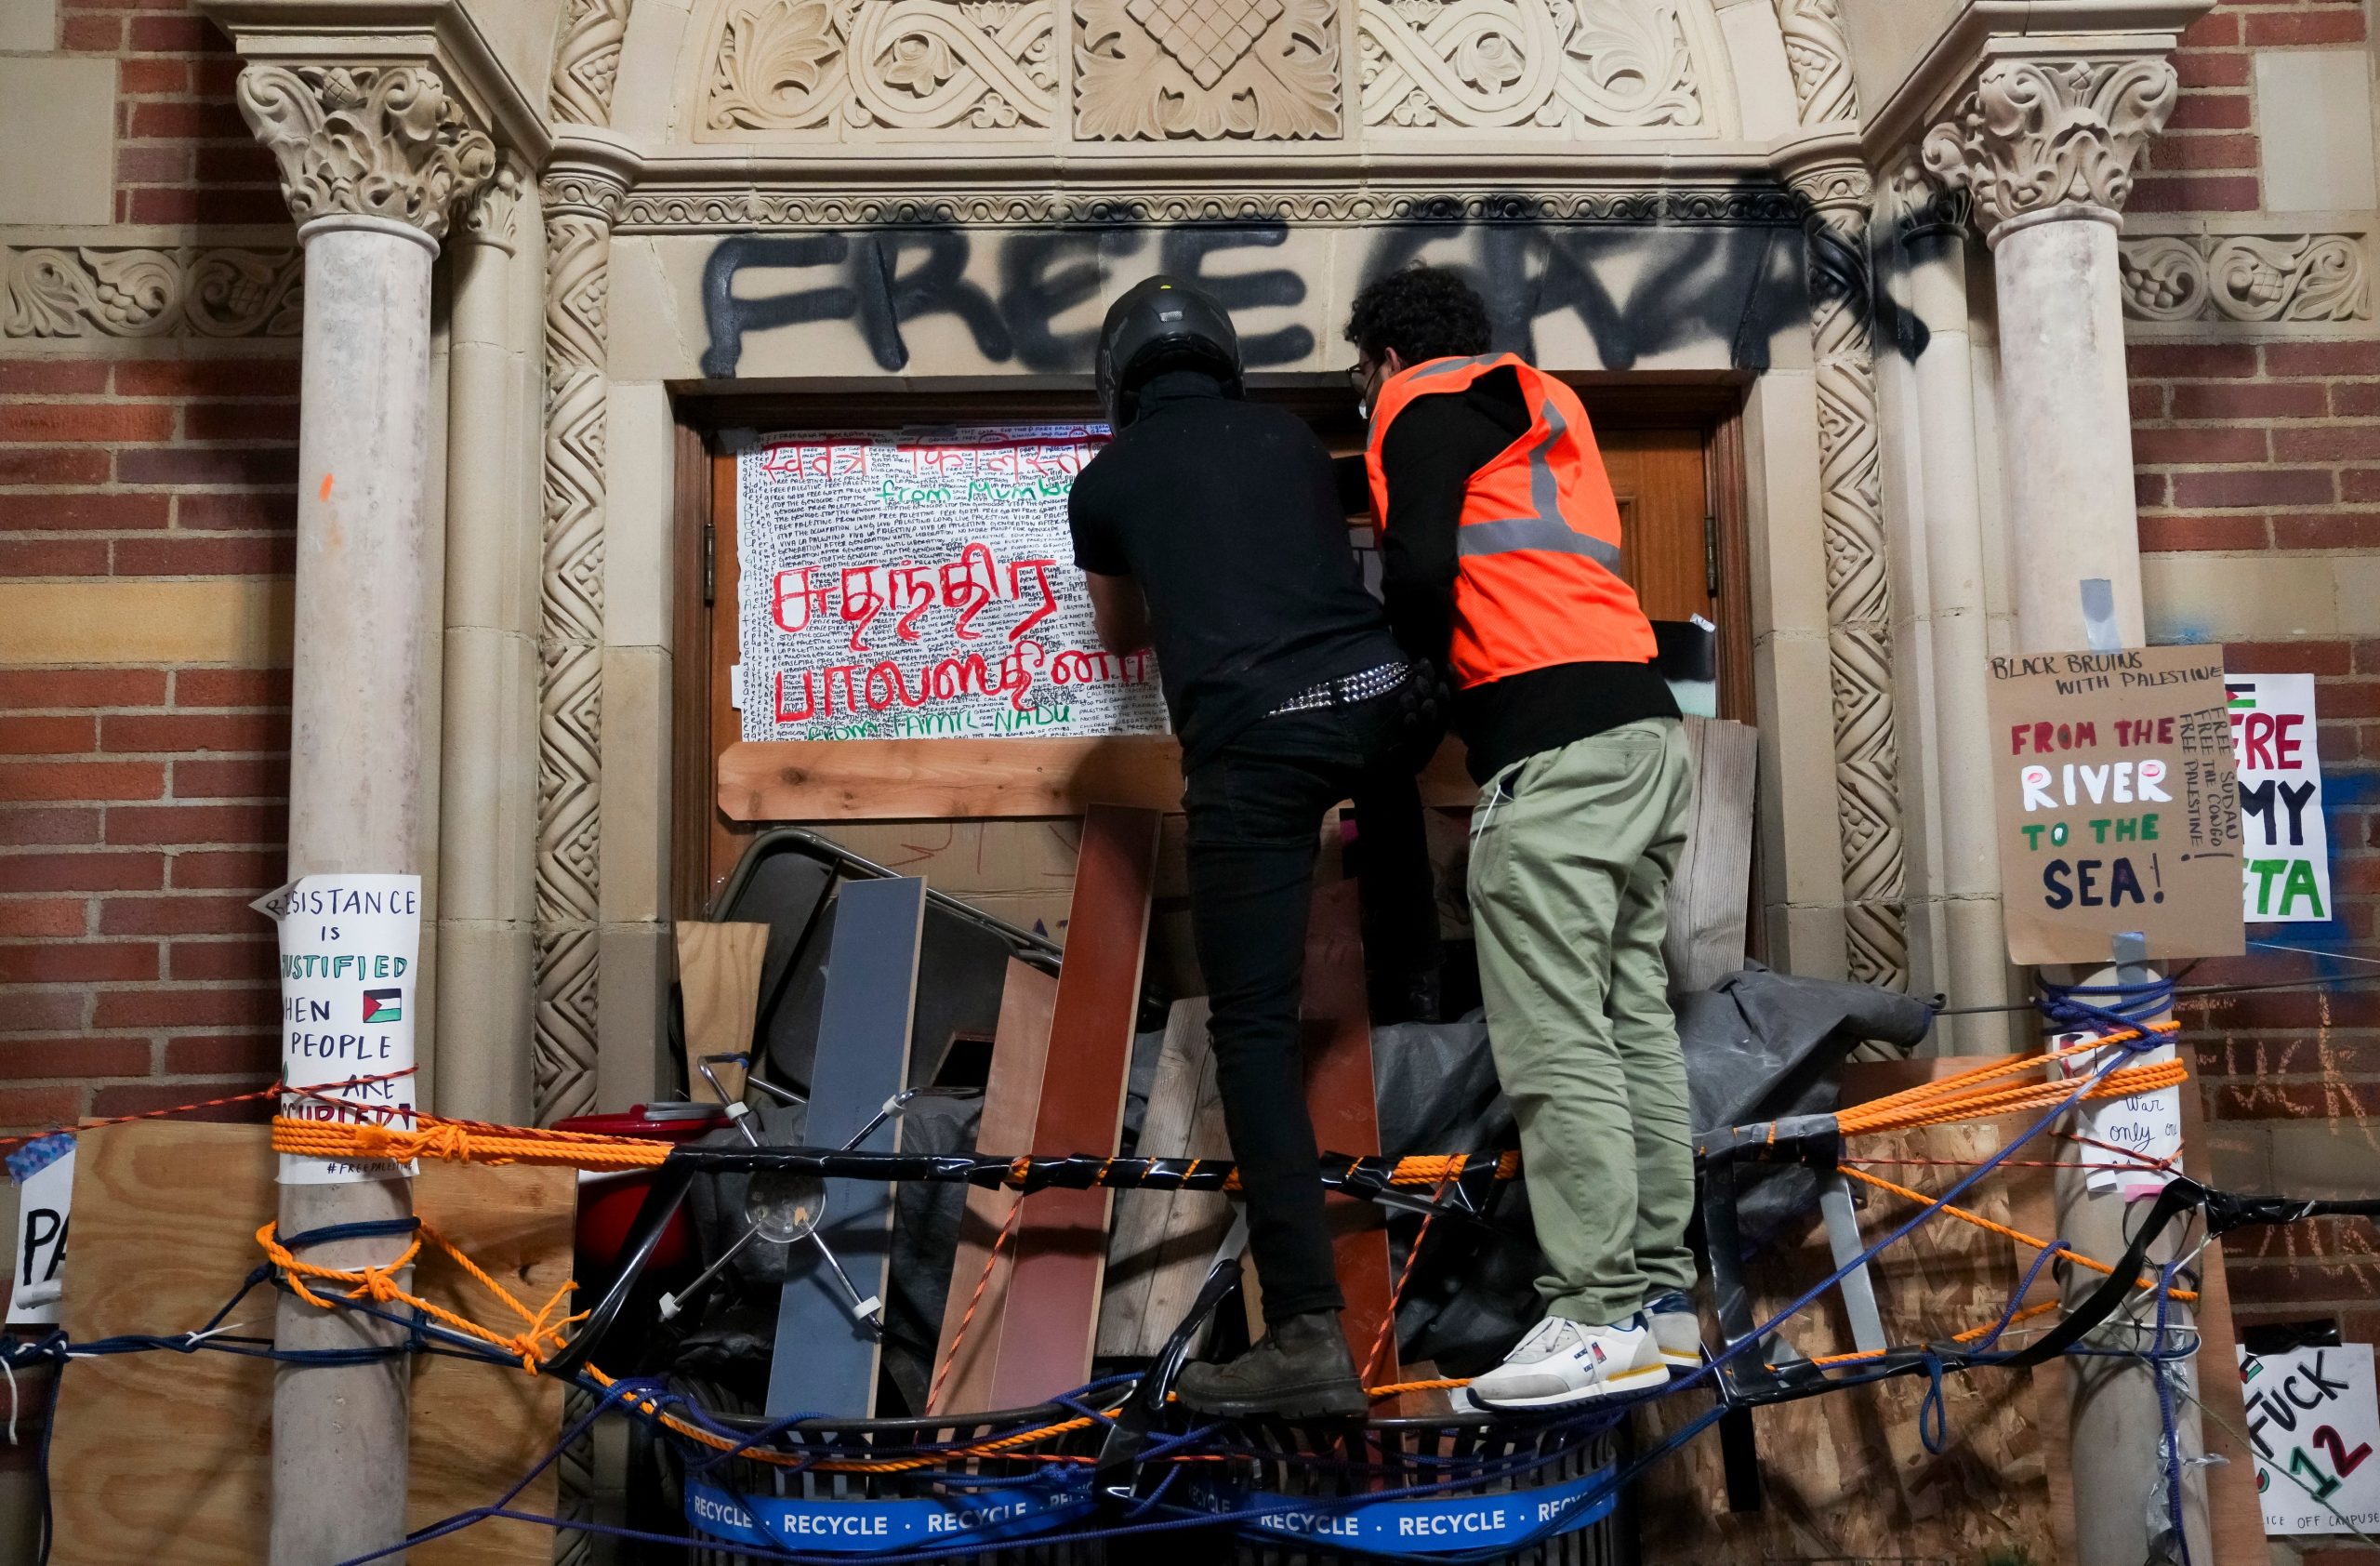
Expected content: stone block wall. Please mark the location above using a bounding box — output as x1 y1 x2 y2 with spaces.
2126 0 2380 1451
0 0 298 1142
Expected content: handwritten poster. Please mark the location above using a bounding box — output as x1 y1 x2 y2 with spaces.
735 427 1170 743
1986 646 2243 964
2239 1343 2380 1534
2230 674 2332 922
2053 1031 2180 1200
6 1135 73 1327
251 873 420 1185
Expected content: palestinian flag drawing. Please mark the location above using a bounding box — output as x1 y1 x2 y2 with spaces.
363 988 403 1025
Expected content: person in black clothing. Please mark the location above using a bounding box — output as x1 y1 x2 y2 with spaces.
1069 276 1441 1417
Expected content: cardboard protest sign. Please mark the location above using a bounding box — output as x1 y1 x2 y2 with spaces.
2239 1343 2380 1534
2229 674 2333 923
736 427 1170 744
6 1135 73 1326
1987 646 2243 964
251 874 420 1185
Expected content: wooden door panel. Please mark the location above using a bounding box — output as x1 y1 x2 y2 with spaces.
1602 427 1714 628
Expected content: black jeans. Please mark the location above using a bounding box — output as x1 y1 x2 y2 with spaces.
1182 686 1442 1323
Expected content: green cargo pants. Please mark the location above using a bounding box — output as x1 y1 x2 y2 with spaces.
1467 716 1698 1326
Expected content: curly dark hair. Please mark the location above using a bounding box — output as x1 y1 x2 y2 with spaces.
1342 266 1492 365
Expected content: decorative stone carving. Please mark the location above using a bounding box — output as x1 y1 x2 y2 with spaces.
1792 164 1908 991
462 153 528 253
2 246 303 338
1920 58 2178 235
1076 0 1338 139
2120 232 2372 324
534 178 618 1131
1770 0 1853 126
235 66 496 241
611 182 1802 229
1356 0 1706 138
703 0 1057 136
552 0 637 124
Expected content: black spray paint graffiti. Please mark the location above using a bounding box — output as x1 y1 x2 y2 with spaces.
698 219 1805 379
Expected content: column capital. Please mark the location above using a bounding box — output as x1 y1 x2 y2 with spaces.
1786 158 1875 222
461 152 529 256
235 64 496 246
1919 54 2178 243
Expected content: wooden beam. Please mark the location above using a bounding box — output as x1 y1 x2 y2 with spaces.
928 958 1059 1414
1095 997 1230 1361
983 804 1158 1409
717 737 1484 822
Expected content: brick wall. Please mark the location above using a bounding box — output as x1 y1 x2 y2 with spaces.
0 0 297 1138
2128 0 2380 1440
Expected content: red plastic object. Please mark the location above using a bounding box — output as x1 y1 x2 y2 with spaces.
556 1103 730 1276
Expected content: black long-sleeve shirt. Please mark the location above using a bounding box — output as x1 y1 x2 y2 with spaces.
1350 366 1676 782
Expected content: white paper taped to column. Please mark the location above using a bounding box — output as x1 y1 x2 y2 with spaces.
251 873 420 1185
736 427 1170 743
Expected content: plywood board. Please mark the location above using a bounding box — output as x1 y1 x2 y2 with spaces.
677 919 770 1102
983 804 1158 1409
718 738 1481 822
765 875 926 1417
1635 1059 2056 1566
49 1121 572 1566
1096 997 1230 1360
1299 879 1399 1387
1665 716 1757 994
930 958 1059 1414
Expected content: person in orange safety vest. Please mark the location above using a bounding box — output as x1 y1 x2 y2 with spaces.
1344 267 1701 1411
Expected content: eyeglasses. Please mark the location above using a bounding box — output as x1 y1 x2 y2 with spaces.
1345 362 1371 393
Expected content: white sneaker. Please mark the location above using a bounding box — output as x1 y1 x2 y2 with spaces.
1644 1291 1704 1371
1468 1313 1672 1410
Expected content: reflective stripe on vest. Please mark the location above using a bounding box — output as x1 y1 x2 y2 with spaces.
1456 397 1624 573
1364 353 1656 688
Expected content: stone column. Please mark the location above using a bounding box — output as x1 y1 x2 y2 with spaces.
437 154 539 1121
1787 155 1910 993
534 158 627 1127
1923 52 2210 1566
236 62 493 1564
1896 168 2016 1049
1924 56 2179 649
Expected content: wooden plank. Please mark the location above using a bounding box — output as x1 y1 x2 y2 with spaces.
717 738 1484 822
49 1121 572 1566
676 919 770 1102
404 1160 575 1566
929 958 1059 1414
1299 878 1399 1387
1663 716 1757 994
1635 1057 2056 1566
50 1121 273 1566
1096 997 1230 1360
765 875 926 1418
983 804 1158 1410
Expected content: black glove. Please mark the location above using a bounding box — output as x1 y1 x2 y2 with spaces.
1394 658 1451 770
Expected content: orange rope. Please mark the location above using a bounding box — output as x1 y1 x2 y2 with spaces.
1838 1164 2197 1303
1835 1024 2178 1135
1364 1169 1454 1389
927 1195 1025 1415
259 1219 586 1372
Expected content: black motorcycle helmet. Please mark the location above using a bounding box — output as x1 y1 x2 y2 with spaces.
1094 275 1243 431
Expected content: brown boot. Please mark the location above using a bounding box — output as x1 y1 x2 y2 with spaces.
1175 1311 1369 1418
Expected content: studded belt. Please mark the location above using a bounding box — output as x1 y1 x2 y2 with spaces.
1267 660 1413 717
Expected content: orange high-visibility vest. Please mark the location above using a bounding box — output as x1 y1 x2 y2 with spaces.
1364 353 1657 690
